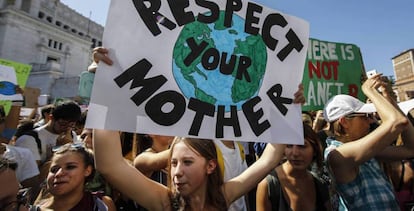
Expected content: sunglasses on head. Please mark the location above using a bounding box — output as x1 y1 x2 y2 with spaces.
52 142 85 153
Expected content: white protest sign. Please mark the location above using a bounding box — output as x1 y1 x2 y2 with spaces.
87 0 309 143
0 64 23 101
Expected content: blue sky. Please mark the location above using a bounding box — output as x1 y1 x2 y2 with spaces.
61 0 414 78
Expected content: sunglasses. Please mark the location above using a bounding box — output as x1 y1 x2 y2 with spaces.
345 113 374 119
52 142 85 153
0 158 18 171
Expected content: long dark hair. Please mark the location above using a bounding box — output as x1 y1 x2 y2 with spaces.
303 123 324 170
168 137 227 211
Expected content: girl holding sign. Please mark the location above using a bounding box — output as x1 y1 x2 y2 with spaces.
91 47 306 210
94 131 287 210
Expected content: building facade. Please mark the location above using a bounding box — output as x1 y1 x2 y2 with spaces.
393 49 414 102
0 0 103 102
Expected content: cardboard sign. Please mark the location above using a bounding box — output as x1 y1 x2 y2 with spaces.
87 0 309 143
302 38 366 111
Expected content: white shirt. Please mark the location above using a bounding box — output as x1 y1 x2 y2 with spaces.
3 145 39 182
15 125 78 164
213 140 248 211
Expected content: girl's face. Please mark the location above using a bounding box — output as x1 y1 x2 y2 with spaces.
170 142 215 197
80 129 93 149
47 152 92 196
285 139 314 170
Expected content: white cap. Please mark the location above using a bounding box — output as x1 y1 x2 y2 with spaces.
323 94 376 122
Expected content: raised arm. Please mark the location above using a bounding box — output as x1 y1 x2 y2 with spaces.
223 143 285 204
328 74 409 170
133 149 170 178
376 76 414 161
93 129 171 210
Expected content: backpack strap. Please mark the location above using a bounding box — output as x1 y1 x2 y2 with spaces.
236 142 245 162
214 144 225 179
266 169 280 211
24 130 42 154
92 191 108 211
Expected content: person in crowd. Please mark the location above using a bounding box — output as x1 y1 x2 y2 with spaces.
0 156 32 211
33 143 116 211
15 101 81 166
133 134 174 185
93 45 304 210
323 73 414 210
74 110 88 137
94 131 287 210
386 136 414 211
302 111 314 128
1 108 41 202
256 123 331 211
1 86 24 142
80 128 94 150
34 105 54 128
213 139 249 211
1 143 40 203
312 110 331 151
0 105 9 144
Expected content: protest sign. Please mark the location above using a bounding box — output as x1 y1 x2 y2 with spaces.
0 58 32 114
87 0 309 143
302 38 366 111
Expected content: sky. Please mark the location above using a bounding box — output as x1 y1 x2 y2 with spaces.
61 0 414 78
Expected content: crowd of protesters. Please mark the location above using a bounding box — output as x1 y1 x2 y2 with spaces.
1 47 414 210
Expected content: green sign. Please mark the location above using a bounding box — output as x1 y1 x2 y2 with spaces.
302 38 366 111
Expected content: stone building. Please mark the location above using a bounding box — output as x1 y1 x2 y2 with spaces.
0 0 103 102
393 49 414 101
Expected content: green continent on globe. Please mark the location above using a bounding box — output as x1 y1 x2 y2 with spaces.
231 35 267 103
173 21 217 105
